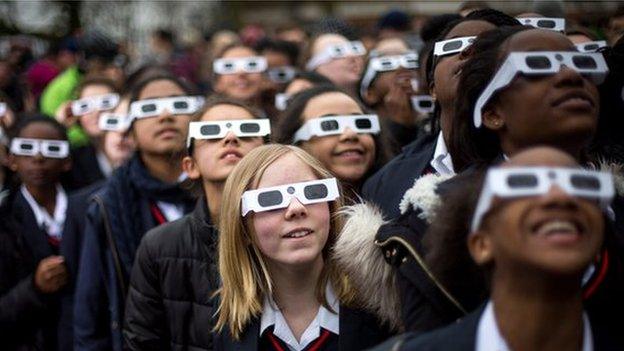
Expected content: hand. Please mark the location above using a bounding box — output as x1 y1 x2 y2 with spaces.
34 256 68 293
55 101 78 128
383 76 417 126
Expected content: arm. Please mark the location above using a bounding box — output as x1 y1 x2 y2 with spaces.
73 203 112 351
123 233 170 351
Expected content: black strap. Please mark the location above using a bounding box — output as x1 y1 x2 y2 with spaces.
93 195 128 299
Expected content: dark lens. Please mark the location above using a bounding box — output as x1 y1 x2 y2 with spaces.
80 103 89 110
584 44 598 51
570 175 601 190
536 19 556 28
48 145 60 152
173 101 189 109
572 55 597 69
507 174 539 188
277 71 286 78
381 60 393 67
419 100 433 108
442 40 463 52
333 47 343 55
354 118 372 129
200 124 221 136
20 143 34 150
247 61 258 68
240 123 260 133
141 103 157 113
107 119 118 125
525 56 552 69
320 120 339 131
304 184 328 200
257 190 283 207
224 62 234 69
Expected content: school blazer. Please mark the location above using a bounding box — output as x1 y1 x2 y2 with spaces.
216 305 391 351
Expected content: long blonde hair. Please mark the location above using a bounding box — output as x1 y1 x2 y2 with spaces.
215 144 353 339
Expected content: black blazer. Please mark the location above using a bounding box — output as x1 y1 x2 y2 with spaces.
393 305 622 351
216 305 392 351
66 144 106 191
362 133 437 219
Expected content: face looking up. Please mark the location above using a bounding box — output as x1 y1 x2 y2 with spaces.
298 92 375 184
469 148 605 278
251 152 331 269
184 103 265 184
131 79 193 156
214 46 265 102
481 29 600 156
311 34 364 89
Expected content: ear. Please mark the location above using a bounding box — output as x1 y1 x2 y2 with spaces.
7 154 17 172
482 107 505 131
467 230 494 266
362 88 380 106
182 155 201 180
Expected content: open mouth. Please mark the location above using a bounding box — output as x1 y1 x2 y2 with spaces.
283 228 313 239
334 149 364 158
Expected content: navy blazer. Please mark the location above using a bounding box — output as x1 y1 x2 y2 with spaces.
216 305 392 351
394 305 622 351
362 133 437 219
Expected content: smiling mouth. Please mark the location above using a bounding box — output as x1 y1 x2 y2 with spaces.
532 219 584 238
334 149 364 157
283 229 313 239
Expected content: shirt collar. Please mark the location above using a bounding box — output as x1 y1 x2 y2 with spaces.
95 150 113 177
430 132 455 176
260 283 340 351
476 300 593 351
20 184 67 239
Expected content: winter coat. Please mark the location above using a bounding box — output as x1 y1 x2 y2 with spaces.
123 198 220 351
73 155 194 351
362 133 437 219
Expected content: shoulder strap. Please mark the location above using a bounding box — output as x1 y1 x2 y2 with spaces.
93 194 128 299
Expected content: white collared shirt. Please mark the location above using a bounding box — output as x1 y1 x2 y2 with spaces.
155 172 188 222
476 301 593 351
95 150 113 178
20 184 67 240
430 132 455 176
260 284 340 351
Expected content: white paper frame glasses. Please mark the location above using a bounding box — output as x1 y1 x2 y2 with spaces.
186 119 271 147
241 178 339 216
129 96 205 120
360 52 419 97
516 17 565 32
306 41 366 70
267 66 297 83
575 41 608 53
293 114 380 143
71 93 120 116
471 167 615 232
473 51 608 128
99 113 132 132
411 95 435 114
433 36 476 57
213 56 268 75
10 138 69 158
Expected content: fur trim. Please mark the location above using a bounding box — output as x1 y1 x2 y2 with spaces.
596 160 624 197
333 203 402 331
399 174 453 222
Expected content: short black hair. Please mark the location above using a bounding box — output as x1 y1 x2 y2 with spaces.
153 29 175 44
11 114 68 141
420 14 463 43
254 38 300 66
449 26 532 172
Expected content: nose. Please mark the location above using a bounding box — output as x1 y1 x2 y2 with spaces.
540 185 580 210
284 196 308 220
553 65 585 88
158 107 174 122
223 131 240 145
339 127 359 142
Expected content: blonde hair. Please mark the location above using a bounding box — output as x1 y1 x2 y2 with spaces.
215 144 353 339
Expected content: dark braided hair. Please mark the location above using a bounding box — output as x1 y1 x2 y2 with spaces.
449 26 532 172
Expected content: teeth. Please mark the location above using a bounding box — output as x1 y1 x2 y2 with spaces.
536 220 578 236
286 230 310 238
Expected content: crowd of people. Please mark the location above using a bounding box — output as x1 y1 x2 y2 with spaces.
1 2 624 350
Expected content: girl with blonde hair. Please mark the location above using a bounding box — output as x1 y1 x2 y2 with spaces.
215 144 389 350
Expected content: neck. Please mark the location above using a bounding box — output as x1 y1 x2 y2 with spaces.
25 183 58 215
439 105 453 144
491 265 586 351
270 257 324 315
140 151 183 184
377 99 417 127
502 139 583 162
203 180 224 223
